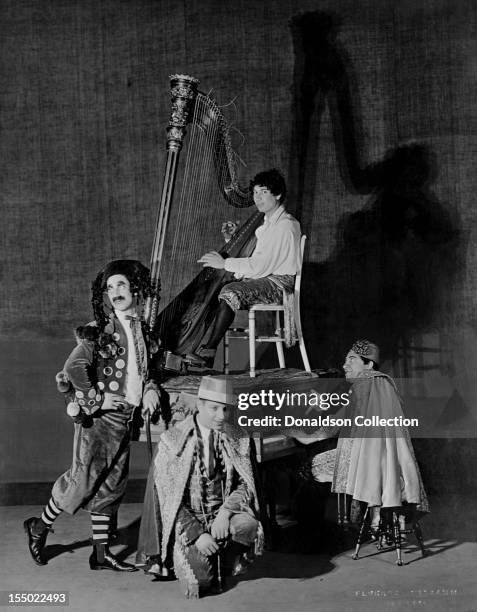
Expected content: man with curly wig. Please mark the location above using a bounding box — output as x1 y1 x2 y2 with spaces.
24 260 160 571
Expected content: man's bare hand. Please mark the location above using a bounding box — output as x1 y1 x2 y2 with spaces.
221 221 239 243
211 510 230 540
101 393 126 411
195 533 219 556
142 389 160 417
55 371 71 393
198 251 225 269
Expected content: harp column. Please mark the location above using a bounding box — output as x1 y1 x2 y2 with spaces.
146 74 199 330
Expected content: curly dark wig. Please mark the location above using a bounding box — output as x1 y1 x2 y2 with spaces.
250 168 287 202
91 259 156 330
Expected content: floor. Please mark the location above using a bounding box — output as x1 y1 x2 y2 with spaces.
2 494 476 612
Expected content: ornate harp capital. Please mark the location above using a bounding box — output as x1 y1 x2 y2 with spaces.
166 74 199 152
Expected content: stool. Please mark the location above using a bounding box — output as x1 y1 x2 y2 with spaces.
352 505 427 565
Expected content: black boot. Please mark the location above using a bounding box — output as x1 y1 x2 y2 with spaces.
205 302 235 350
89 544 138 572
222 542 252 577
185 347 217 369
185 302 235 368
24 517 51 566
143 555 176 580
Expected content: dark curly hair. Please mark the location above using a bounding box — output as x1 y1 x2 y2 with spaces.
250 168 287 202
91 259 155 330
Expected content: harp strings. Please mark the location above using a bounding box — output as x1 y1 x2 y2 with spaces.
157 93 228 334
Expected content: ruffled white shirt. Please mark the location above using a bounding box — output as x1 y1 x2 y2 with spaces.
115 309 144 407
224 205 301 279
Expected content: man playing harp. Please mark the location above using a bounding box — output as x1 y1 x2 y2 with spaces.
186 168 301 368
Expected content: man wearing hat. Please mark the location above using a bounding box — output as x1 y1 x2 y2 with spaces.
310 339 429 532
24 260 161 571
142 375 263 599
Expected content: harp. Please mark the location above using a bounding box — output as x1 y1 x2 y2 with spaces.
145 75 262 370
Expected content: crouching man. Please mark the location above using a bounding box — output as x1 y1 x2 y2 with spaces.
150 375 263 598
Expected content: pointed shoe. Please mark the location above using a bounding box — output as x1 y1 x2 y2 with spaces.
89 549 138 572
24 517 50 566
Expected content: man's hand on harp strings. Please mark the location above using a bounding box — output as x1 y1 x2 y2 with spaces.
198 251 226 270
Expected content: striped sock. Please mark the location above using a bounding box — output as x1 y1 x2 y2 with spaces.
91 513 111 545
40 498 62 527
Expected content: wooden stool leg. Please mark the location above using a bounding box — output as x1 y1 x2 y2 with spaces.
413 521 426 557
299 338 311 372
249 310 256 377
352 506 369 560
294 305 311 372
342 494 350 529
275 311 285 368
393 511 403 566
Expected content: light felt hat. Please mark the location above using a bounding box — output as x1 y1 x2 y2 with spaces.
197 375 237 406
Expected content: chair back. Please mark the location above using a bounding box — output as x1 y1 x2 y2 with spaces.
295 235 306 291
293 235 306 309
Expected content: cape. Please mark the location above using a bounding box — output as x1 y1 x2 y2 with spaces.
333 370 429 512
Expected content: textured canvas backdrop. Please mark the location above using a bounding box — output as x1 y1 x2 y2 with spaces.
0 0 475 485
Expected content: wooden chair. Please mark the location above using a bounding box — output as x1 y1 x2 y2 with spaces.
223 235 311 377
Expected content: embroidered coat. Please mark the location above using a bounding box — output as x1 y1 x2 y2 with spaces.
153 415 263 565
64 317 157 414
51 316 158 515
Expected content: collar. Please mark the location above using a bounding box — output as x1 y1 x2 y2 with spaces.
169 415 243 456
114 309 138 322
264 204 286 225
196 416 211 442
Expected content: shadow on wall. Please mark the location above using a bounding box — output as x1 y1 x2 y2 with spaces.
288 10 366 219
287 11 464 369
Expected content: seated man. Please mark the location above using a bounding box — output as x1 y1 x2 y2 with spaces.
311 340 429 531
187 168 301 368
145 375 263 599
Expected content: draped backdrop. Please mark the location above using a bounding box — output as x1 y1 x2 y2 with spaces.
0 0 475 487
